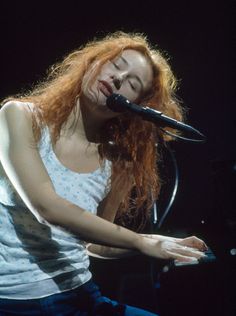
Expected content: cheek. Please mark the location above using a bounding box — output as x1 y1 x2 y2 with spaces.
118 87 140 103
97 64 111 79
82 62 101 91
82 71 99 97
81 71 93 94
81 80 98 104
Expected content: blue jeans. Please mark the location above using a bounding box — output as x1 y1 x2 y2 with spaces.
0 279 158 315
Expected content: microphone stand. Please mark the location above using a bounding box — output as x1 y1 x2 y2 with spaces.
149 141 180 311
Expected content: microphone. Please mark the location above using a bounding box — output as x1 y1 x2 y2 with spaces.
106 93 204 136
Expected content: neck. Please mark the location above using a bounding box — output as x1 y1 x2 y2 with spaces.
63 98 108 143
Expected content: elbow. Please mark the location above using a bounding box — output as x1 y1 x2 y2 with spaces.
30 194 62 226
30 203 57 226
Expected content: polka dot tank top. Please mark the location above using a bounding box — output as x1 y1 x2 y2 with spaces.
0 124 111 299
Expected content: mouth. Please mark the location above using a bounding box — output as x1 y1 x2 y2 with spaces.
98 80 113 97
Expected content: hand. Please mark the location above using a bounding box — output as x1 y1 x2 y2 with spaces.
174 235 208 252
138 234 207 262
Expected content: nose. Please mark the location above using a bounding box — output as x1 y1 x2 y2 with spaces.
112 75 122 90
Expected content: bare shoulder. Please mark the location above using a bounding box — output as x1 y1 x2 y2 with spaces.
0 100 33 121
0 101 35 139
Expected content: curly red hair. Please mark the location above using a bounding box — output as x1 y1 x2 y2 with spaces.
3 31 185 231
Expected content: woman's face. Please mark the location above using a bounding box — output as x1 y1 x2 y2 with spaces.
81 49 153 114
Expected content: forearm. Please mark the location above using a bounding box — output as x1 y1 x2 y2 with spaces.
41 194 143 251
140 233 180 242
86 243 139 259
85 234 179 260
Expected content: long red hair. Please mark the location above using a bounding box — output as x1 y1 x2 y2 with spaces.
2 31 185 231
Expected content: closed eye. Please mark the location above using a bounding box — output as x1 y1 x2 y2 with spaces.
112 62 120 69
129 81 137 91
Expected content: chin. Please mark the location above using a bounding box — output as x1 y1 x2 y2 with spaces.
95 92 109 108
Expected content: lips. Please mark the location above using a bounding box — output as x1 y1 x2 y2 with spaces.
98 80 113 97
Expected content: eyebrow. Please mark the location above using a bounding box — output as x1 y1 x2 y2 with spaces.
119 56 144 91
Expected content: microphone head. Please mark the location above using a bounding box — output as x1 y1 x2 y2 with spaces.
106 94 128 113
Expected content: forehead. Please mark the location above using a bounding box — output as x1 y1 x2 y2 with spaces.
118 49 153 90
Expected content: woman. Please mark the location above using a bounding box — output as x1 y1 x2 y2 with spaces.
0 31 207 315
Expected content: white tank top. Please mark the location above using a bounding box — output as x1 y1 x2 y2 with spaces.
0 124 111 299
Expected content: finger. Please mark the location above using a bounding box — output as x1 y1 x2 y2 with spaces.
174 246 206 260
179 236 208 251
167 251 199 263
190 236 208 250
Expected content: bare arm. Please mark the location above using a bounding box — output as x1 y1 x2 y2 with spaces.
86 164 208 260
86 191 140 259
85 176 208 259
0 102 144 251
0 102 207 262
86 204 208 260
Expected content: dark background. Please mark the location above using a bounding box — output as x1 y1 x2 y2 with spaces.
0 1 235 315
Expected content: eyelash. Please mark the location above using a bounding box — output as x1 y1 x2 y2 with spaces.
129 82 136 91
112 62 120 69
